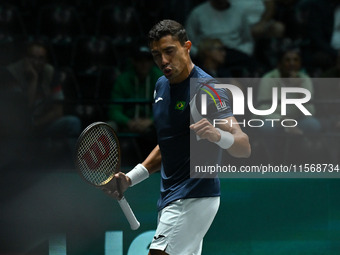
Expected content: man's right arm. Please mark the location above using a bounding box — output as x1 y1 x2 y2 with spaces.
141 145 162 174
102 145 162 199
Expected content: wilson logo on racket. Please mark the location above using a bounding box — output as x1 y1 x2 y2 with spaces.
81 134 111 170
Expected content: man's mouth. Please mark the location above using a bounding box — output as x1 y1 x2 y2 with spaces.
163 67 172 76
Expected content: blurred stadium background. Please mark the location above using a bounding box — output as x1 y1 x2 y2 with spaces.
1 0 340 254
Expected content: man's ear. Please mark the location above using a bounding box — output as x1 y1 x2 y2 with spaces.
184 40 192 53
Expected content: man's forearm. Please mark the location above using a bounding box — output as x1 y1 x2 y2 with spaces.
125 145 161 187
142 145 162 174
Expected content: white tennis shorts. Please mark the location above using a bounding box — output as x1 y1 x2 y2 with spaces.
149 196 220 255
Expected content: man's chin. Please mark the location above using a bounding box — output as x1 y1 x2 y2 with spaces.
164 72 173 80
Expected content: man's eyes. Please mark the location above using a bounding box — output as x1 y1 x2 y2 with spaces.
152 53 161 59
152 49 174 58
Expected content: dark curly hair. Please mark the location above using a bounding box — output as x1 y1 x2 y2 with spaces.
148 19 188 46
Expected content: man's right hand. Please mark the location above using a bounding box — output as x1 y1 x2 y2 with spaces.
101 172 131 200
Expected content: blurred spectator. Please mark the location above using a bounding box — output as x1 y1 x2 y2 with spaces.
275 0 302 41
162 0 205 26
0 3 27 41
255 47 321 162
316 54 340 163
331 4 340 52
230 0 286 73
96 2 142 45
297 0 340 75
318 52 340 131
107 44 162 156
37 3 84 43
196 38 230 77
6 40 82 155
230 0 285 39
321 52 340 78
136 0 164 35
185 0 256 76
0 68 29 168
0 67 28 137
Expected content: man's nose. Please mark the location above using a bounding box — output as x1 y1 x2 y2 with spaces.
161 54 169 65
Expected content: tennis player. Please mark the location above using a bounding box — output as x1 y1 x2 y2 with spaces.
106 20 251 255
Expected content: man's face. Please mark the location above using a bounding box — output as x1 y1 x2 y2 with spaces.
150 35 191 84
279 51 301 77
27 45 47 73
133 57 154 79
208 42 226 65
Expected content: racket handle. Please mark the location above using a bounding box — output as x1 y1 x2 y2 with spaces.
118 196 140 230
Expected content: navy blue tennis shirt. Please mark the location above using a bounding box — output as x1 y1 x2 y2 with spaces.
152 65 233 211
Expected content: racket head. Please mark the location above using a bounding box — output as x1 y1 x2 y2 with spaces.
75 122 121 187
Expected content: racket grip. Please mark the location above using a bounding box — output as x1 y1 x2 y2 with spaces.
118 196 140 230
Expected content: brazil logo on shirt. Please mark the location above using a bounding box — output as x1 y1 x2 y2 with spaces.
175 101 186 110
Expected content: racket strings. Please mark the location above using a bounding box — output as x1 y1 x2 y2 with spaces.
77 125 120 186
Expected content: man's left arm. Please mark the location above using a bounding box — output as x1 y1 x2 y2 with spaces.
190 116 251 158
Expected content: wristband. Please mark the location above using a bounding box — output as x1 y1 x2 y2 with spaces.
126 164 149 187
215 128 234 149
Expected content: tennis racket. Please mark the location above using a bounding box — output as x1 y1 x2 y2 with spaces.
75 121 140 230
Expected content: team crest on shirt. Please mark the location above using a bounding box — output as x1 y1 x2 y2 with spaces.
199 83 229 113
175 101 186 110
215 100 229 112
